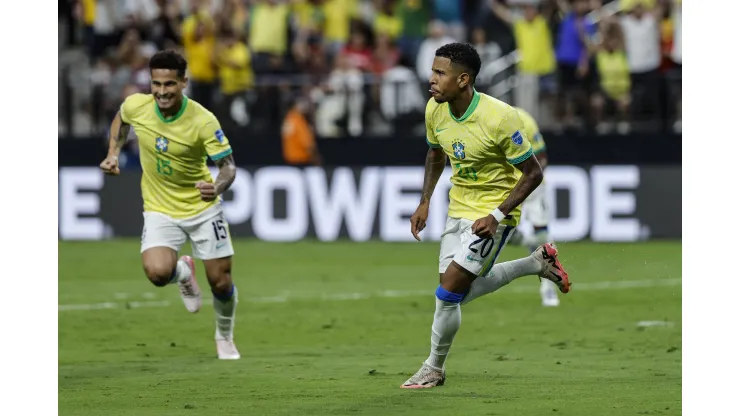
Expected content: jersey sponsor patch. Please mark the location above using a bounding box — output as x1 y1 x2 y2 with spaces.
511 131 523 146
215 129 225 143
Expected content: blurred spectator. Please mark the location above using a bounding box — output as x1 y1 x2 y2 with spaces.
471 28 503 75
433 0 466 41
282 96 322 166
372 34 402 74
374 0 403 41
554 0 596 131
620 0 662 120
591 19 631 134
322 0 361 56
396 0 432 61
489 0 557 121
216 26 254 128
342 25 375 72
315 53 365 137
149 0 183 50
249 0 292 73
181 1 218 110
380 55 426 134
416 20 456 81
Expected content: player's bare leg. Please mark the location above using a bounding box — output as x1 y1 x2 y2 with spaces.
142 247 201 312
204 256 240 360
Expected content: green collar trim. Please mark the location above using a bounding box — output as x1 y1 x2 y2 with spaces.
155 96 188 123
448 89 480 123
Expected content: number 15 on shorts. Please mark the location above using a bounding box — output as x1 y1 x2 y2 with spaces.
211 218 230 251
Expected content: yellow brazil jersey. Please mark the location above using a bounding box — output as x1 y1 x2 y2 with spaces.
426 90 533 225
120 94 233 219
514 107 546 155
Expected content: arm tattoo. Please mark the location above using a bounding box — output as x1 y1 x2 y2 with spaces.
420 148 447 204
108 112 130 156
115 123 130 149
213 154 237 195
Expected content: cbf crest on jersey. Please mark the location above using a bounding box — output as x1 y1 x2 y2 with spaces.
215 129 225 143
155 137 169 153
452 140 466 160
511 131 524 146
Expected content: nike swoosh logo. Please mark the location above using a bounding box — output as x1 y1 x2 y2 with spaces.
436 127 448 133
216 243 226 249
466 255 483 263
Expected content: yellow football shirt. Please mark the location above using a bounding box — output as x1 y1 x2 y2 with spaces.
425 91 533 225
119 94 233 219
515 107 546 155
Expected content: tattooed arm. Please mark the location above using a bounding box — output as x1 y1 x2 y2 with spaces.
410 147 447 241
196 154 237 202
100 111 131 175
420 147 448 204
213 154 237 195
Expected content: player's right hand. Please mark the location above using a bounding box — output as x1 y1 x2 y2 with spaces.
410 202 430 241
99 155 120 176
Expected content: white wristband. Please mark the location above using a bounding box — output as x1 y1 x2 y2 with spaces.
491 208 506 222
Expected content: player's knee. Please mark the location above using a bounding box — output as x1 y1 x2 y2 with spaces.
435 285 466 304
144 263 174 287
210 273 232 295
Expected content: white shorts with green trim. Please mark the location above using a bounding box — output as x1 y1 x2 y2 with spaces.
438 216 515 276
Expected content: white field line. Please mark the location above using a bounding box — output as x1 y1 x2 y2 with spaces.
58 278 681 312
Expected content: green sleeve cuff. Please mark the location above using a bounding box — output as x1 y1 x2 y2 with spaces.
426 137 441 148
507 148 533 165
209 148 233 161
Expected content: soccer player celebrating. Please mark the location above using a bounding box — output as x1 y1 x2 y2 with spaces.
402 43 571 388
507 106 561 307
99 50 240 360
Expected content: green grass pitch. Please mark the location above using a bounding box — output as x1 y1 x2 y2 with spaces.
59 240 681 415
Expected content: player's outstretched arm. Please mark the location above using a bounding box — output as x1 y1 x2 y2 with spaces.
411 147 447 241
99 111 130 175
196 154 237 202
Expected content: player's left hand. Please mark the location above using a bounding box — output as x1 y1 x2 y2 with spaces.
195 181 218 201
472 215 499 238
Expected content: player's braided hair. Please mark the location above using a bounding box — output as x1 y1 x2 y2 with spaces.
149 50 188 78
435 43 482 85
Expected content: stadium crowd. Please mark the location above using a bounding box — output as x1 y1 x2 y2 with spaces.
59 0 681 137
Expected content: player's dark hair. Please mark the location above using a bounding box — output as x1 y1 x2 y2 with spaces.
149 50 188 79
435 43 482 85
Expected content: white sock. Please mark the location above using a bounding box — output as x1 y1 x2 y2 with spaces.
462 255 543 305
171 259 192 284
213 285 238 340
424 297 461 370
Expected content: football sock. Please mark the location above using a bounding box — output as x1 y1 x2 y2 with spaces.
462 254 543 305
213 285 238 340
425 288 463 370
169 259 192 284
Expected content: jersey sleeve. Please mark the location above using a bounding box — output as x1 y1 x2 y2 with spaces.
119 93 148 124
495 110 533 165
199 115 233 161
424 98 441 148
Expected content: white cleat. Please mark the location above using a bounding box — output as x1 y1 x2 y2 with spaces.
178 256 202 313
400 363 446 389
216 339 241 360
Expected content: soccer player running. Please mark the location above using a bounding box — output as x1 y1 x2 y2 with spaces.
99 50 240 360
402 43 570 388
506 107 561 307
